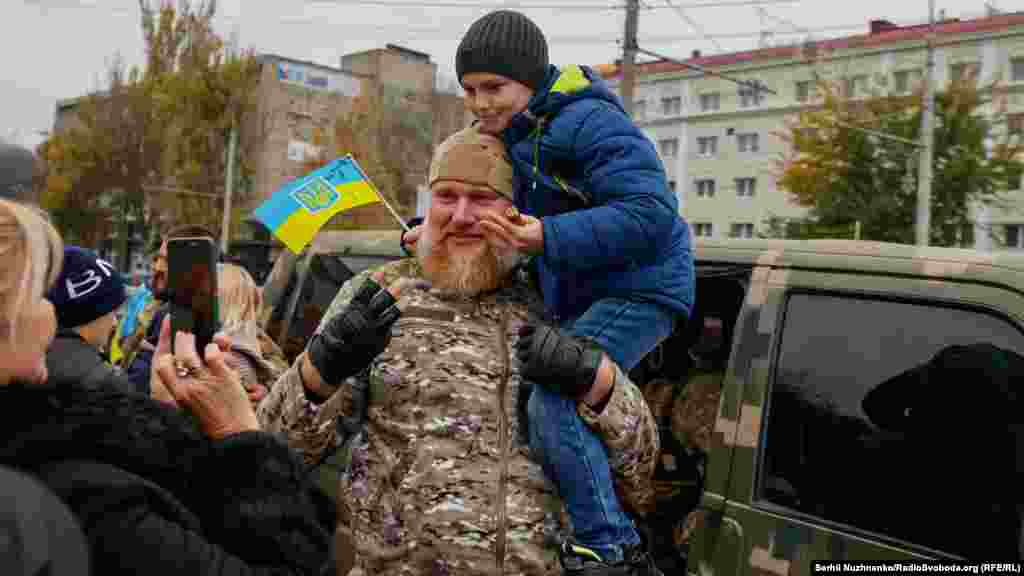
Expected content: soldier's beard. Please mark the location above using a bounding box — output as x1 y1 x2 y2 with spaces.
417 224 519 296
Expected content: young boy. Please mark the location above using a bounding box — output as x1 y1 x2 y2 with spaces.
406 10 694 576
45 246 136 394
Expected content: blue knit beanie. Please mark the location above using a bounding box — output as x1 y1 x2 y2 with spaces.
46 246 127 329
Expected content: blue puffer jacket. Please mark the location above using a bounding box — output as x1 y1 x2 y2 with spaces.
502 64 694 322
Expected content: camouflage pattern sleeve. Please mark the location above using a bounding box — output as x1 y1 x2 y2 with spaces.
576 364 660 519
256 326 290 378
256 258 420 467
314 258 421 336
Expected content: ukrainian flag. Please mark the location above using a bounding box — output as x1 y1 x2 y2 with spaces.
253 155 382 254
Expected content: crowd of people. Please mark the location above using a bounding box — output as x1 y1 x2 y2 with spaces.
1 9 705 576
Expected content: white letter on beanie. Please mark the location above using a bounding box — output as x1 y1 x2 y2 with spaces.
66 259 114 301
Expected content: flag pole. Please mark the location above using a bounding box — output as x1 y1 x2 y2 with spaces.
347 155 410 232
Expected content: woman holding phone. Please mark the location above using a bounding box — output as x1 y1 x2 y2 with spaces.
0 198 338 575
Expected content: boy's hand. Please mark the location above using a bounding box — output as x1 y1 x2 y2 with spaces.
480 207 544 255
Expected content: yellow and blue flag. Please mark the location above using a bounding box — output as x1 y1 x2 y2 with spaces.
253 156 382 254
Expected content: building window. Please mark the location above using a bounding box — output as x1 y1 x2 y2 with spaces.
737 133 760 153
695 179 716 198
699 92 720 112
738 85 763 108
735 177 757 197
1006 224 1024 248
1013 58 1024 83
893 69 922 94
634 100 647 120
658 138 680 158
760 292 1024 559
668 180 677 193
697 136 718 157
795 80 812 103
1008 113 1024 136
693 222 713 237
950 62 980 83
661 96 682 116
729 222 754 238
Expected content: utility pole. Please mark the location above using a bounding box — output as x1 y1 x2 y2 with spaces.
621 0 640 116
915 0 936 246
221 125 238 256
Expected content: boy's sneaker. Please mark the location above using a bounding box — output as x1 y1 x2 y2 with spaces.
558 540 664 576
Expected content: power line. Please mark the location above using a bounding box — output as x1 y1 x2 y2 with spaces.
302 0 798 10
634 45 777 93
661 0 723 52
269 19 870 43
49 0 872 44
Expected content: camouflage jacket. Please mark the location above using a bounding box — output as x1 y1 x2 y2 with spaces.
259 258 659 575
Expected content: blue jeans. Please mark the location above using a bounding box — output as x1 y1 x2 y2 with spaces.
526 298 677 562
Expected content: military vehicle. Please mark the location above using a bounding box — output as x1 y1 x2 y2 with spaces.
682 238 1024 573
261 230 407 362
261 234 1024 570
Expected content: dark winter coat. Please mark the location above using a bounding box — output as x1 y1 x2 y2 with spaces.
0 384 337 576
0 465 89 576
46 330 138 395
502 64 695 322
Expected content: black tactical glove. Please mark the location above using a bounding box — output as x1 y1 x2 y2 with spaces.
308 278 401 388
515 324 604 399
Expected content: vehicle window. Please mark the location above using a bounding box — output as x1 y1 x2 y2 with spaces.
761 292 1024 560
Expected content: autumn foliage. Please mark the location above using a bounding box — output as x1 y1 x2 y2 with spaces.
773 70 1024 246
37 0 265 260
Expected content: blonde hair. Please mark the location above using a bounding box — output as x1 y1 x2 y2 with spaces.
218 263 262 329
0 199 62 343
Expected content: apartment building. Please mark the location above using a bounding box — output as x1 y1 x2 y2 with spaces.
599 11 1024 249
54 45 473 250
250 54 370 214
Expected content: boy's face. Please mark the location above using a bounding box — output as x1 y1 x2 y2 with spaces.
461 72 534 135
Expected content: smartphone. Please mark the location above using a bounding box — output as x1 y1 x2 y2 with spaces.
168 237 220 355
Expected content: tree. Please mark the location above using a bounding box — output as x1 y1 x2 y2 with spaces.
773 71 1024 247
301 86 433 230
36 0 266 265
146 0 265 233
38 56 163 252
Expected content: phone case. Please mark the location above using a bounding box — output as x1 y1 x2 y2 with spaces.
167 237 220 356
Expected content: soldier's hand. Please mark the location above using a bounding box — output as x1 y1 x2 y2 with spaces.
515 324 603 399
308 272 403 387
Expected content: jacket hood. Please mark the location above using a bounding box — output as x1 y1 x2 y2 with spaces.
526 64 624 119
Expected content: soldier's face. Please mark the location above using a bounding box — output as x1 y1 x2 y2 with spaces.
421 181 519 294
427 181 512 253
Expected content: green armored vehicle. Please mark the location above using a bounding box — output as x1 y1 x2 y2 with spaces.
681 238 1024 573
262 234 1024 570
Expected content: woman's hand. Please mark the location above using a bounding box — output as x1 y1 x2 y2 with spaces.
150 317 231 407
152 316 258 439
479 207 544 255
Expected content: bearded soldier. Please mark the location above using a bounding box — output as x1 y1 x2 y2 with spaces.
258 125 662 576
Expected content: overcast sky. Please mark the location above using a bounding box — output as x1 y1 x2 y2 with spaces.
5 0 1006 150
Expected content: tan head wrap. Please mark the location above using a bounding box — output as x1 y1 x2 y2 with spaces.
428 124 514 199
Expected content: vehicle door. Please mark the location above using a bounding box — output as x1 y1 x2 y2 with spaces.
708 263 1024 575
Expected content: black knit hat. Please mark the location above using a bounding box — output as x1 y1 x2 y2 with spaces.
46 246 127 329
456 10 549 91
